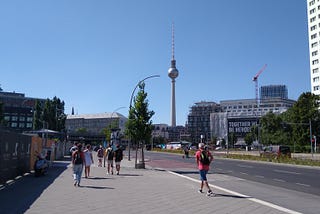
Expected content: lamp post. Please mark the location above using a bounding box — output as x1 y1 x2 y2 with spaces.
128 75 160 161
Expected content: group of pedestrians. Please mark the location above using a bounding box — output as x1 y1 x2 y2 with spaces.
70 141 214 196
70 142 123 187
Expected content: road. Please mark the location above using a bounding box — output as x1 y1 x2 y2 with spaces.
144 151 320 214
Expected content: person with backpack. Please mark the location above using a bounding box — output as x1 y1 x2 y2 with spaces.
114 144 123 175
97 145 104 167
72 143 85 187
195 143 214 196
105 144 114 175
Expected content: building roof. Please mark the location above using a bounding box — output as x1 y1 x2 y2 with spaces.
67 112 127 120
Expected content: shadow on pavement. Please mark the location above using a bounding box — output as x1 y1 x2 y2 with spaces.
0 159 70 214
79 185 114 190
214 193 251 199
86 176 111 180
172 170 199 175
116 173 142 177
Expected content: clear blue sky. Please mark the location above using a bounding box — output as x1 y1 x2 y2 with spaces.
0 0 310 126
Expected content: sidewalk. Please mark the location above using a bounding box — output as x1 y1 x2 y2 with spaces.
1 156 292 214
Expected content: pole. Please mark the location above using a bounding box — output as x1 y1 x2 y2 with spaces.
128 75 160 161
309 119 313 158
315 136 317 153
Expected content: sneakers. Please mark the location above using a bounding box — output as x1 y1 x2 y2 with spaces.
198 189 203 194
207 190 215 197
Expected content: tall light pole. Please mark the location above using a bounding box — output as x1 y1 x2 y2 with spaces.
128 74 160 161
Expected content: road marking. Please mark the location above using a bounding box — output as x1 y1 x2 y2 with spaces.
295 183 311 187
240 172 248 175
273 169 301 175
168 170 302 214
273 178 285 182
237 164 253 168
254 175 265 178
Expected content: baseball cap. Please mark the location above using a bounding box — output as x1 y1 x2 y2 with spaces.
198 143 205 149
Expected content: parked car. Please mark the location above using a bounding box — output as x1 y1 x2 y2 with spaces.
260 145 291 158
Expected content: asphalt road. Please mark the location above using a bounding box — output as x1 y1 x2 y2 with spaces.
145 151 320 214
145 151 320 196
212 158 320 196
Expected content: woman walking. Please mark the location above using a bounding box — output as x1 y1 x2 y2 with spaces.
83 144 94 178
72 143 85 187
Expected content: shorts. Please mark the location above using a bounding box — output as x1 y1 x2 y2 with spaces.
115 161 121 166
199 169 208 181
107 160 113 166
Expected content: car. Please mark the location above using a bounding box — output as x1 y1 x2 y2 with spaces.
260 145 291 159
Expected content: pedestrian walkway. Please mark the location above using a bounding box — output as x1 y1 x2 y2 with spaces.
1 155 294 214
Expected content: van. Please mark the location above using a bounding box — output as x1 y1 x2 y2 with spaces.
260 145 291 158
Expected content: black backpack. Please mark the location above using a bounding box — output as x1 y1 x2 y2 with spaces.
107 148 114 160
74 151 83 165
115 149 123 161
200 151 210 165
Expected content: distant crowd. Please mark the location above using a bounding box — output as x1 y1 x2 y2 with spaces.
69 142 123 187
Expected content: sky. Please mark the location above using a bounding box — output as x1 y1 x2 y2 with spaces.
0 0 310 126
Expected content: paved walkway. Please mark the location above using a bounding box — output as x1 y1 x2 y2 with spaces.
0 154 298 214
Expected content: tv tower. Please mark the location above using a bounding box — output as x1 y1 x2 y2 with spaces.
168 23 179 127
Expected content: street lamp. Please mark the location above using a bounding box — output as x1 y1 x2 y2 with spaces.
128 74 160 161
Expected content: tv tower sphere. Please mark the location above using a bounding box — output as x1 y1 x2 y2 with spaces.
168 61 179 79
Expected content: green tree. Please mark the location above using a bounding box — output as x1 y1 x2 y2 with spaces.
33 97 66 132
259 111 289 146
281 92 320 152
125 82 154 169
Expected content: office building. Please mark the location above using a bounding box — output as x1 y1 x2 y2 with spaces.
65 113 128 142
260 85 288 99
211 97 295 141
0 91 44 132
307 0 320 95
186 101 221 143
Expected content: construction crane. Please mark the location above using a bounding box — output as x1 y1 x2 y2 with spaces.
252 64 267 104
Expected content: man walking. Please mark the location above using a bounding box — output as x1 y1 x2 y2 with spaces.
195 143 214 196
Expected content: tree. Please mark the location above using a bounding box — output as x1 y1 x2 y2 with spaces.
281 92 320 152
125 82 154 169
33 96 66 132
259 111 290 146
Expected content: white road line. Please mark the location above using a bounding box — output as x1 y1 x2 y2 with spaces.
254 175 265 178
240 172 248 175
295 183 311 187
273 178 285 182
237 164 253 168
273 169 301 175
167 171 302 214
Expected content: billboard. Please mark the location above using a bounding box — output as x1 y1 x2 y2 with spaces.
228 118 258 138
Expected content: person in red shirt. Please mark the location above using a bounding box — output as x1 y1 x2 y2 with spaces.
195 143 214 196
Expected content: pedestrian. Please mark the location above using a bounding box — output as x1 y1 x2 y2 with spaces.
114 144 123 175
105 144 114 175
183 146 189 158
69 142 78 155
83 144 94 178
195 143 214 196
97 145 104 167
72 143 84 187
